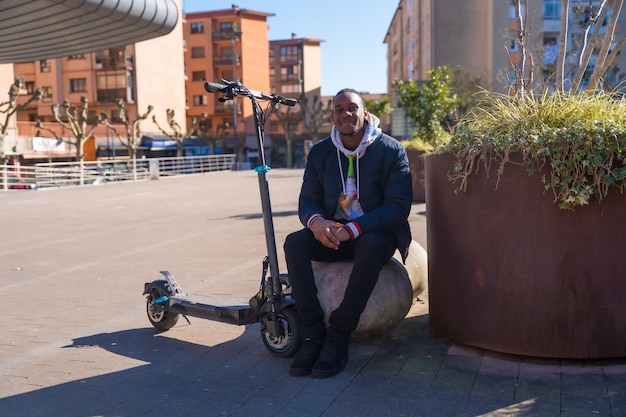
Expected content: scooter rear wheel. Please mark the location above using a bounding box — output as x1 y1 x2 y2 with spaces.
146 281 179 331
261 308 300 358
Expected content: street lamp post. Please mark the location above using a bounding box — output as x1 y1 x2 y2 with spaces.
232 30 242 170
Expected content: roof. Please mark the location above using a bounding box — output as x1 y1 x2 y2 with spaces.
0 0 179 64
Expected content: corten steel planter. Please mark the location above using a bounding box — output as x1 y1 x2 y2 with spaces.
406 149 426 202
425 152 626 358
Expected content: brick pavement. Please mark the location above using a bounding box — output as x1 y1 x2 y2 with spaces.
0 169 625 417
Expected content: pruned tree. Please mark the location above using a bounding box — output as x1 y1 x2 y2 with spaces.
300 94 331 145
152 109 206 157
102 99 153 179
274 106 301 168
200 122 228 155
0 78 41 164
36 97 101 184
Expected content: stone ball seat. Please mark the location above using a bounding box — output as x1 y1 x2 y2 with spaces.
312 240 427 340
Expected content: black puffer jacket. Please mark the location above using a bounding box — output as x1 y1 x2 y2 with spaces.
298 132 413 261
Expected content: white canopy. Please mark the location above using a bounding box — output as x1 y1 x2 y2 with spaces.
0 0 179 63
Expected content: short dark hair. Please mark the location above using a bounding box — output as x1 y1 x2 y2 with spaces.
333 88 364 105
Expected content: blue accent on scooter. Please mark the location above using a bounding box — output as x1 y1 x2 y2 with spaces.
155 296 169 305
255 165 271 174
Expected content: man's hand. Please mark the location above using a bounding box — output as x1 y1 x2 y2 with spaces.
310 217 350 249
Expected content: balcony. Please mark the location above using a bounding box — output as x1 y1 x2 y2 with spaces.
212 30 238 42
95 54 134 69
97 88 132 103
213 54 240 66
214 101 241 114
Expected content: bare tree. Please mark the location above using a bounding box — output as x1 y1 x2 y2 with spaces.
274 106 301 168
102 99 153 179
152 109 206 157
36 97 100 184
570 0 626 92
200 122 228 155
510 0 626 94
509 0 534 96
0 78 41 164
300 94 331 145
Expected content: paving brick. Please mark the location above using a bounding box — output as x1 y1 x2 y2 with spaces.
0 171 624 417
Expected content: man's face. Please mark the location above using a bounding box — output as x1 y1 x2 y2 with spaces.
332 92 368 136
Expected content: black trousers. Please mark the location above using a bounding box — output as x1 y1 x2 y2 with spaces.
283 228 397 341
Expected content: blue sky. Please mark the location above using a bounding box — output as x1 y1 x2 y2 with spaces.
181 1 399 96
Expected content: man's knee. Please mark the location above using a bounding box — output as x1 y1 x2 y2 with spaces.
284 229 310 256
354 233 395 260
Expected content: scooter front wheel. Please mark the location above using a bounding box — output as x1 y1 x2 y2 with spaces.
260 308 300 358
146 281 179 331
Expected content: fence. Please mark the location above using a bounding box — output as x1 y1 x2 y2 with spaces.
0 154 235 190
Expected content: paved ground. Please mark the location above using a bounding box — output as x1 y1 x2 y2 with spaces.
0 169 625 417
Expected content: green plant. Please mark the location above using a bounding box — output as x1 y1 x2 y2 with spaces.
402 133 451 152
440 90 626 209
393 66 457 150
436 0 626 210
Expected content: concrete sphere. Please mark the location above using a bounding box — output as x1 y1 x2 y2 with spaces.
394 240 428 298
312 240 428 340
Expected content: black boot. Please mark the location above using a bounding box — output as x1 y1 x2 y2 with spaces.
311 329 349 378
290 338 322 377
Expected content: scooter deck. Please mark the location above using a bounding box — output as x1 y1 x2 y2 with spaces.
168 294 255 325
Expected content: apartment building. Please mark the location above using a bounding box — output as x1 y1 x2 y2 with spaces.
268 35 324 166
7 1 186 163
385 0 626 138
183 5 274 163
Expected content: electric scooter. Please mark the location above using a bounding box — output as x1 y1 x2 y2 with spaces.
142 80 301 357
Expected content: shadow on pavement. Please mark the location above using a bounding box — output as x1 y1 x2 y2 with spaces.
0 325 288 417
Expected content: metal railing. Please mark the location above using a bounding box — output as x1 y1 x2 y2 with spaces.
1 154 235 190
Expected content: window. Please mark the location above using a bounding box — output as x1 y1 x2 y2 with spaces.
25 81 35 94
191 47 205 58
281 65 296 76
192 71 206 82
41 86 53 101
544 0 561 20
281 84 300 94
190 22 204 34
69 78 87 93
220 22 235 31
110 109 123 123
39 60 50 72
193 95 208 106
280 46 298 56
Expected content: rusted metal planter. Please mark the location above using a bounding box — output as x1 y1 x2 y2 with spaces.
406 149 426 202
425 152 626 358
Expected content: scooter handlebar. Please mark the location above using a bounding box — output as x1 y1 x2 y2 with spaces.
204 81 299 107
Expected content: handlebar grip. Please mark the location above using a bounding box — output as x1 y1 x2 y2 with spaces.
278 96 299 107
205 82 228 93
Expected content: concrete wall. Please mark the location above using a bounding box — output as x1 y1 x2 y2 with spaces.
135 0 187 132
